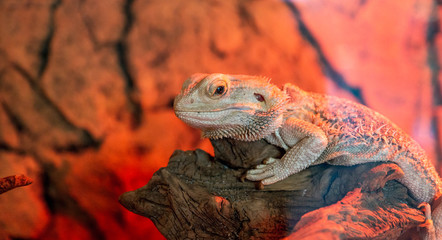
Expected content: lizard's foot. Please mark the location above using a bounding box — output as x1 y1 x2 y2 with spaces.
245 158 290 185
418 202 435 230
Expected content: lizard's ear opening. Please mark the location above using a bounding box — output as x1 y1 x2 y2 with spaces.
254 93 265 102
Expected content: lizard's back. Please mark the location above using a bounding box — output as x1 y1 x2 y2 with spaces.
284 84 441 202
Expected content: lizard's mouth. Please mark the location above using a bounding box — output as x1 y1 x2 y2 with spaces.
175 105 254 113
174 106 255 124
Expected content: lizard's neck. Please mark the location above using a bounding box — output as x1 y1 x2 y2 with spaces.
202 106 285 142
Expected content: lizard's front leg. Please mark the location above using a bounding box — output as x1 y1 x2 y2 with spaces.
246 118 328 185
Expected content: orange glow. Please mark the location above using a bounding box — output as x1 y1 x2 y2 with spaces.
0 0 440 239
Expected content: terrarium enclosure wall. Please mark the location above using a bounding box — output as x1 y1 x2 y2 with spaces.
0 0 441 239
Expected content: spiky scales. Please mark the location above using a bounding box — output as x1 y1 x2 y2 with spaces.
174 73 442 239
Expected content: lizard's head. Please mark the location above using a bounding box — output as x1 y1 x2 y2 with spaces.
174 73 289 141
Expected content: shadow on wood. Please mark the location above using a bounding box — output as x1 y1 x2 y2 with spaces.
119 139 426 239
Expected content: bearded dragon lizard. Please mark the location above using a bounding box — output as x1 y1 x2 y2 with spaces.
173 73 442 239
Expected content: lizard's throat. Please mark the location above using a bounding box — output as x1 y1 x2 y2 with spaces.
202 112 284 141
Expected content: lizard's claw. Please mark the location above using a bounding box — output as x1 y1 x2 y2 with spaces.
246 158 289 185
418 202 435 230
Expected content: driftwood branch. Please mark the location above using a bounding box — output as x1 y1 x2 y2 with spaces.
0 175 33 194
119 139 426 239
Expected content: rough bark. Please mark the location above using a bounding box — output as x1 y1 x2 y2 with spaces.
120 139 426 239
0 175 33 194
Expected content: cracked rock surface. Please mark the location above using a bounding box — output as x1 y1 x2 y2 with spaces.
0 0 441 239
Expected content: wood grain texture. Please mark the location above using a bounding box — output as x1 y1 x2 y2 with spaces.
120 139 426 239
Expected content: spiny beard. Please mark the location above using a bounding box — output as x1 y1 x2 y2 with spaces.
202 108 284 141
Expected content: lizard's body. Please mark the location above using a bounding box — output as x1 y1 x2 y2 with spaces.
273 90 440 203
174 73 442 239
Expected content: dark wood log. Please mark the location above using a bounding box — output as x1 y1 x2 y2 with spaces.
119 139 426 239
0 175 33 195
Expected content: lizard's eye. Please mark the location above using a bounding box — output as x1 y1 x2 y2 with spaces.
215 86 225 95
208 79 228 98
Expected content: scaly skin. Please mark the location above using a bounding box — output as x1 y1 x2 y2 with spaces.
174 73 442 239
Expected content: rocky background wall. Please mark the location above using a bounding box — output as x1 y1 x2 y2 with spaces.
0 0 441 239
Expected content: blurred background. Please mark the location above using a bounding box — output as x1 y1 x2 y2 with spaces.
0 0 441 239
